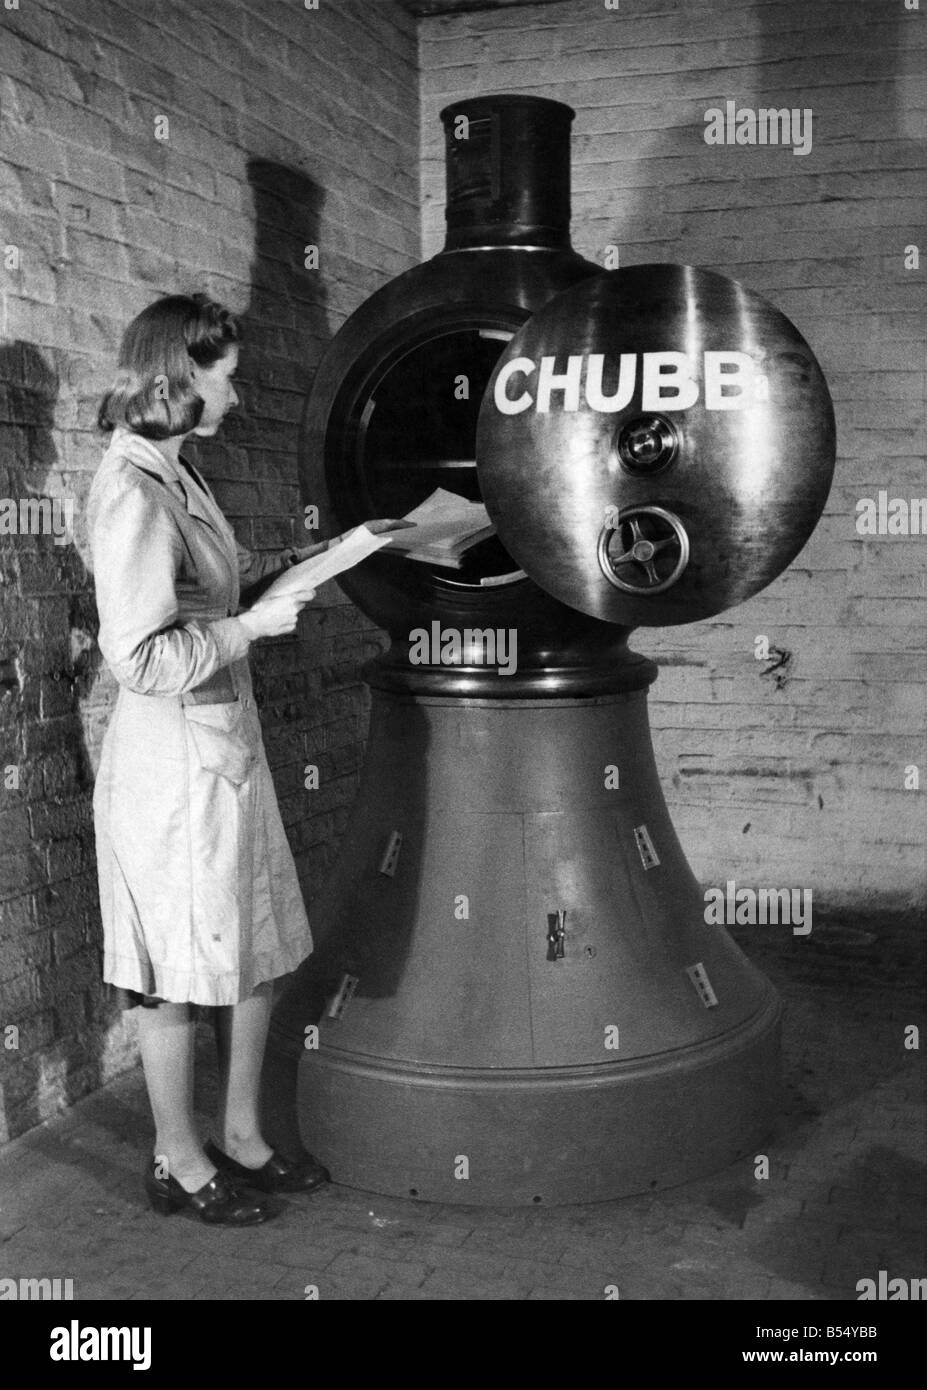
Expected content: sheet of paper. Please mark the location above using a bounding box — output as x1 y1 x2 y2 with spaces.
263 526 394 600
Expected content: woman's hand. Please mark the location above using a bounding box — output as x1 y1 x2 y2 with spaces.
239 592 315 639
287 540 328 563
289 521 408 562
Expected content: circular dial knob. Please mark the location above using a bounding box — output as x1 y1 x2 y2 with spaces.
616 415 679 475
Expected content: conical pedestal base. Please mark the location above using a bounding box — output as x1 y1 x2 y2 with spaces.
270 677 781 1205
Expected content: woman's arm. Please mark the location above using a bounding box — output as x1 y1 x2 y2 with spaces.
235 522 397 606
92 474 253 696
236 537 331 607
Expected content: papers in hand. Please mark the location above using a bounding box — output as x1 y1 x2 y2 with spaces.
263 526 394 601
384 489 495 568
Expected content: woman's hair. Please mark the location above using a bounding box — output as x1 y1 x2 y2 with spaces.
98 293 241 438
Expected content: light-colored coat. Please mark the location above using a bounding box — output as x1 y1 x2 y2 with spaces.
86 427 312 1005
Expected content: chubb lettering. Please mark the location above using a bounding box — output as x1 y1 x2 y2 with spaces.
494 351 763 415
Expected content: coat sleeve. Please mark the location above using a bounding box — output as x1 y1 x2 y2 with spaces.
236 540 289 589
236 538 329 607
92 475 253 696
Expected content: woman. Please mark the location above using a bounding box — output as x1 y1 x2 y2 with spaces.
89 293 351 1225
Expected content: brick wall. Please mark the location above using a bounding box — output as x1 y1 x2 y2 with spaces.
0 0 418 1143
420 0 927 909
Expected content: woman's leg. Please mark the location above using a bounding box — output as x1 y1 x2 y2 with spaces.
212 981 275 1168
136 1003 217 1192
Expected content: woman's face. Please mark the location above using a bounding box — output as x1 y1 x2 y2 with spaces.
190 346 239 436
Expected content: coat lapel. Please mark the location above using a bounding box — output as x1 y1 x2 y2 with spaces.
176 455 238 550
106 428 237 551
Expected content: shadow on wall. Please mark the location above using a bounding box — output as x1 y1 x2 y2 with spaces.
195 159 334 711
233 160 388 892
0 340 118 1145
242 157 333 386
232 159 347 852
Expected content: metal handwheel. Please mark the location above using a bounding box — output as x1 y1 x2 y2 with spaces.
598 505 690 594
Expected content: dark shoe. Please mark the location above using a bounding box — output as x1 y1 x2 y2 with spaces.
204 1139 330 1193
143 1156 278 1225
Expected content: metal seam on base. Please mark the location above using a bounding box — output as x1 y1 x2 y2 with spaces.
305 986 781 1090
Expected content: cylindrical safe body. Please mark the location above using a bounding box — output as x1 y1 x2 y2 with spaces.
267 93 810 1206
281 682 781 1204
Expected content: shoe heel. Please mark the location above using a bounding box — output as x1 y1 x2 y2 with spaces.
147 1189 180 1216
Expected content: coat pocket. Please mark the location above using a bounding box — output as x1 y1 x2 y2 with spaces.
182 699 256 785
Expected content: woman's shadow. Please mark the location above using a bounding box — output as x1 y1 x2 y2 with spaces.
0 340 113 1147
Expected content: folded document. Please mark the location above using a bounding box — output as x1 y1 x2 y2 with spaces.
383 488 495 568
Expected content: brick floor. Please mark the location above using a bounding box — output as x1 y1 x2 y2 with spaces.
0 913 924 1301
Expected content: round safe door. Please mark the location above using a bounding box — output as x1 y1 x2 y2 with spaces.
475 263 836 626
